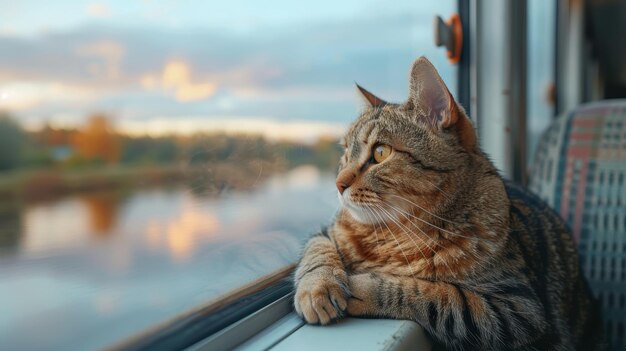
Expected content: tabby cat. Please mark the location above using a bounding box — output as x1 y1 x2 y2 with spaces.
293 57 605 350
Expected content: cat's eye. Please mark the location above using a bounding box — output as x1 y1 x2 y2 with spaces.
372 144 392 163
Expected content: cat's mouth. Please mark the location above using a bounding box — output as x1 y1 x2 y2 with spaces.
338 188 385 224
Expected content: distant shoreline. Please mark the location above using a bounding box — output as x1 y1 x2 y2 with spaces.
0 160 287 204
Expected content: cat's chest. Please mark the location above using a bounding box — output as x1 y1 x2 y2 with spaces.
333 229 429 277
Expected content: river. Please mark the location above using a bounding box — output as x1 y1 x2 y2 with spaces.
0 166 338 351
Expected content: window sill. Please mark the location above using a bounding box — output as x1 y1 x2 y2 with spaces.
257 315 430 351
188 294 432 351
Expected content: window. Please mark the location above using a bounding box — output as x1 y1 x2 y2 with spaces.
527 0 557 164
0 1 457 350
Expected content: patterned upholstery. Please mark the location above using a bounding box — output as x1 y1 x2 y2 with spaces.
529 100 626 350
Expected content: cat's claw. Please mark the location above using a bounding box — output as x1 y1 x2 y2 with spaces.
294 268 349 325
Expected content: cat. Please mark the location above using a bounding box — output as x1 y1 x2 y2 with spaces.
293 57 605 350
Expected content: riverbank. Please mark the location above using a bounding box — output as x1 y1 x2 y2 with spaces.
0 160 285 203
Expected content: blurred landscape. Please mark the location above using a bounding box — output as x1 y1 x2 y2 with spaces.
0 111 342 204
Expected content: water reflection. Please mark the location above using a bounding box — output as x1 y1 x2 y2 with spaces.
81 192 124 236
0 205 21 252
0 166 337 351
144 200 221 262
21 199 94 255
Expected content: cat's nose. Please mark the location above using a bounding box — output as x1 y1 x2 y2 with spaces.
336 181 349 194
336 170 356 195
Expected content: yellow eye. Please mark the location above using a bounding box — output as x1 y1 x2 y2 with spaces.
373 144 392 163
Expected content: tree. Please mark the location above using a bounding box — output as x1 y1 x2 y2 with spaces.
0 113 25 171
72 114 120 163
120 136 179 164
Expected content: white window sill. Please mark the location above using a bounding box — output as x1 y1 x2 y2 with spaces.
188 295 432 351
247 314 430 351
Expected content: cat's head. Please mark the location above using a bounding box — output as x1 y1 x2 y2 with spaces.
337 56 481 224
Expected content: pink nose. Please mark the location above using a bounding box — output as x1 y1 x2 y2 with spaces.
335 169 355 195
336 181 349 194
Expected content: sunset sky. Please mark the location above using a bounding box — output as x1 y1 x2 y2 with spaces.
0 0 456 141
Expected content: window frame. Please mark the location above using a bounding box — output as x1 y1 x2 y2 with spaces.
465 0 528 183
111 266 294 351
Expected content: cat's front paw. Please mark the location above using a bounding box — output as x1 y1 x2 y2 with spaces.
347 273 379 316
294 267 349 325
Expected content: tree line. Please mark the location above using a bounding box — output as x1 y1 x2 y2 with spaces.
0 112 342 172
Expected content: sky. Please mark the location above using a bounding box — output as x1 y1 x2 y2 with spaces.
0 0 456 141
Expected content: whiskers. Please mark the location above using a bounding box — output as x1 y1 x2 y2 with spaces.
342 182 497 279
386 202 495 273
361 205 382 257
372 204 435 279
377 194 492 245
363 205 417 280
385 193 459 225
350 194 492 279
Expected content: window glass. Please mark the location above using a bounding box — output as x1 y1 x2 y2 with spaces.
0 1 456 349
527 0 557 164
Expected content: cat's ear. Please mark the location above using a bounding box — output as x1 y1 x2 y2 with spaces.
407 56 458 129
356 83 387 108
408 56 477 151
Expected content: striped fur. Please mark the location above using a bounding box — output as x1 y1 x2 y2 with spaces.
293 57 605 350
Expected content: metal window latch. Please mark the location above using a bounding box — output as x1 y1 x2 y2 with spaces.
434 14 463 64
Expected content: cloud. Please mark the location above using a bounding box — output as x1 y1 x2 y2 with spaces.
0 81 97 111
0 12 455 134
141 61 217 102
77 39 125 80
